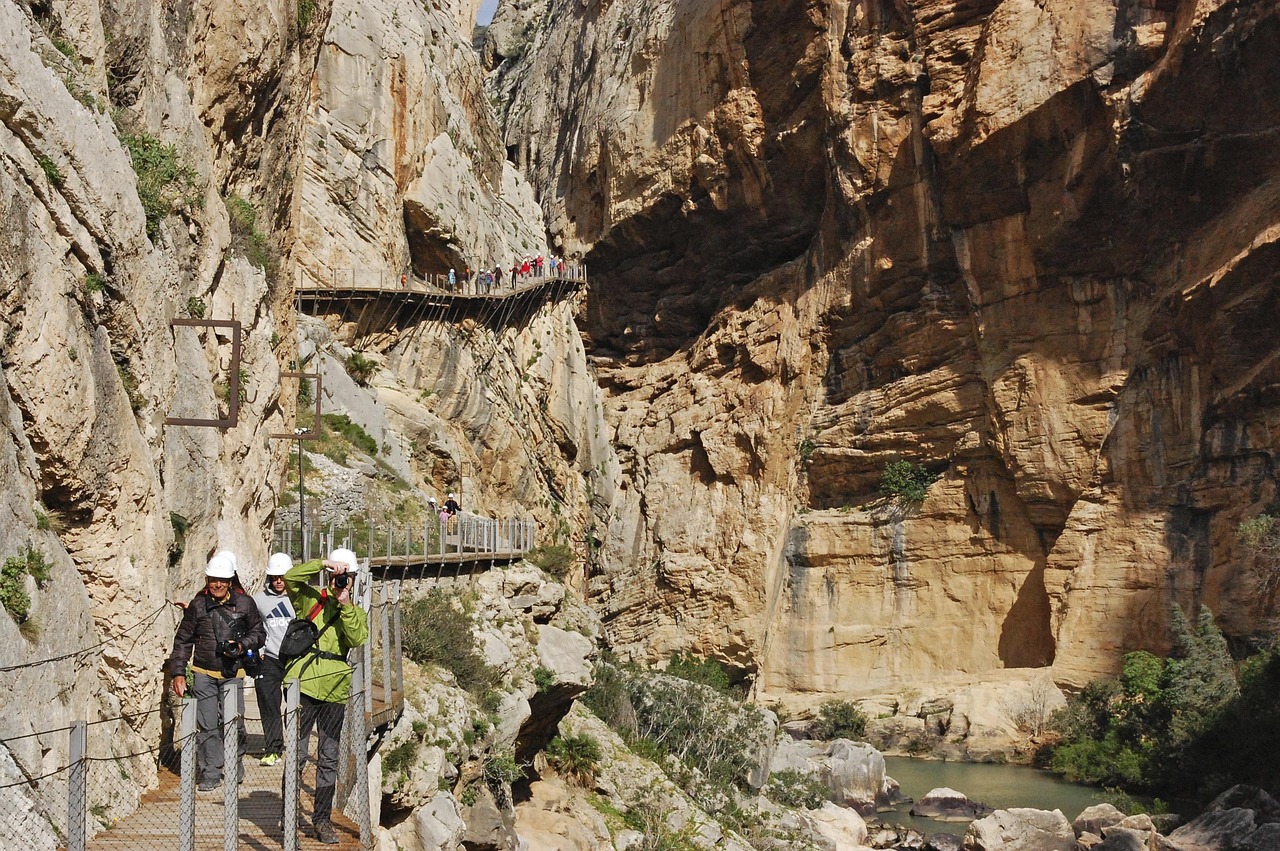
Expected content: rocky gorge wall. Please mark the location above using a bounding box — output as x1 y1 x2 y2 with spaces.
0 0 319 830
492 0 1280 703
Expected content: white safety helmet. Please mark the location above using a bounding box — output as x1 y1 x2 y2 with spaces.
205 554 236 579
266 553 293 576
214 549 238 574
327 547 359 572
448 493 456 499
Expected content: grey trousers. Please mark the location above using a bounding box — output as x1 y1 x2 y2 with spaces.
296 695 344 820
191 671 246 783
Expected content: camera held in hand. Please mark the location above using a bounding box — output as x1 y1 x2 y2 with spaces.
331 572 350 591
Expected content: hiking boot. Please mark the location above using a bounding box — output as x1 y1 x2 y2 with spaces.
197 777 220 792
313 818 339 844
259 752 280 767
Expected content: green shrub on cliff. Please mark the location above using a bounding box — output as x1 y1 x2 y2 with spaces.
879 459 939 504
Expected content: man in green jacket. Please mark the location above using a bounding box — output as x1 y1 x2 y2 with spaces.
284 547 369 844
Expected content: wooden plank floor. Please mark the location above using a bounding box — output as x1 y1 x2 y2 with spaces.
85 683 365 850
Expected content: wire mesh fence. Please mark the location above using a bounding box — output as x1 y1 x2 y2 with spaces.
0 665 381 849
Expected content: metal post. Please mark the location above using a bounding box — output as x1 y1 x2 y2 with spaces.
68 721 86 851
223 680 240 851
392 583 404 700
298 439 305 546
179 698 196 851
380 584 392 708
349 660 372 848
283 680 300 851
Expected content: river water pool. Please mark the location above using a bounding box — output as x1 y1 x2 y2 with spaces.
876 756 1109 837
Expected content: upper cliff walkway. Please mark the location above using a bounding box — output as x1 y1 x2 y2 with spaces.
271 513 536 576
296 266 587 332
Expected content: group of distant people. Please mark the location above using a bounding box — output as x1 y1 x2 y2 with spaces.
441 254 575 294
165 548 369 844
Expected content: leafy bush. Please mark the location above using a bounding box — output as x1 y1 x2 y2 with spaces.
185 296 206 318
879 459 939 504
527 544 575 577
345 352 377 386
546 733 602 786
483 751 524 785
621 666 771 789
401 589 500 698
83 273 106 295
1047 606 1241 794
812 699 868 741
533 666 555 691
764 769 829 810
666 653 734 694
297 378 313 408
121 131 197 238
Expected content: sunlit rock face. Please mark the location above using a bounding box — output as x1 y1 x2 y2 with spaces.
495 0 1280 696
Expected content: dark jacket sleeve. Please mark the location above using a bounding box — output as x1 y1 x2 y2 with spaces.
165 598 199 677
239 593 266 652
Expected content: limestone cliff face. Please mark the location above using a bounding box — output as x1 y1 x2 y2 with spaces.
295 0 547 290
496 0 1280 696
0 0 314 831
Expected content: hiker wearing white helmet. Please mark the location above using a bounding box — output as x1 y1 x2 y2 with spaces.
251 553 296 766
165 553 264 791
280 547 368 843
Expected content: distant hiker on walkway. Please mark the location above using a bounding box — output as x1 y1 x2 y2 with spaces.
166 553 265 791
448 268 456 291
444 493 461 517
535 254 544 277
252 553 296 767
493 265 503 290
283 548 368 844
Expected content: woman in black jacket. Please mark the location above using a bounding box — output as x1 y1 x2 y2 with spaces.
165 554 265 791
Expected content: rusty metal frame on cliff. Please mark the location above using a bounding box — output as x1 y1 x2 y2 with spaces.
270 371 323 442
165 318 242 429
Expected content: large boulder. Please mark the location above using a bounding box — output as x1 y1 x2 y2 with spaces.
1166 785 1280 851
911 787 994 821
823 740 888 814
928 835 964 851
1074 803 1127 837
1092 826 1151 851
962 808 1076 851
806 801 870 849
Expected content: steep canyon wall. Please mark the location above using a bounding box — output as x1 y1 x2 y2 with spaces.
493 0 1280 700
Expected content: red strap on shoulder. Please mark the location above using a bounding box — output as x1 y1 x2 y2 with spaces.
304 590 328 622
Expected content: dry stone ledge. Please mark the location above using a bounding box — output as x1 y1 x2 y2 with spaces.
962 808 1076 851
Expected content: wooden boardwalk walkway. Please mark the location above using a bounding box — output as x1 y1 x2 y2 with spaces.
83 683 366 850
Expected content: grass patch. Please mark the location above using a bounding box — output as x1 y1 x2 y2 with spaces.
120 131 198 239
546 733 602 786
226 195 273 272
344 351 377 386
37 155 63 186
184 296 206 318
1 546 53 623
321 413 377 457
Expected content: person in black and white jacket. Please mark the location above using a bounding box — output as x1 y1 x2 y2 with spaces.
252 552 296 767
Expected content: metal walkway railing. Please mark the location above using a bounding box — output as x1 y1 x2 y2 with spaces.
271 514 536 570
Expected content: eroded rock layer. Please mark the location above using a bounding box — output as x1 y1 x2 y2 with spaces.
495 0 1280 695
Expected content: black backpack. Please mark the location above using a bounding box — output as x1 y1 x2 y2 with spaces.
278 596 341 663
